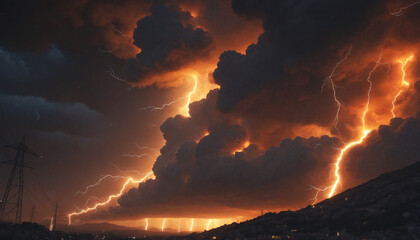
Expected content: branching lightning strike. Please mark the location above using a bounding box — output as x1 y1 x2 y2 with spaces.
111 23 130 38
391 54 414 117
307 185 331 205
134 143 159 152
68 172 153 225
362 51 383 133
110 162 145 177
140 96 186 111
74 175 130 196
122 153 154 160
327 130 371 198
327 51 386 198
69 75 200 226
85 196 101 208
324 53 414 200
107 68 126 82
391 1 420 16
322 45 353 135
139 75 198 115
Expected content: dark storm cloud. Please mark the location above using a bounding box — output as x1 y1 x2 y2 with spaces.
209 0 420 145
0 0 150 55
342 117 420 188
0 0 263 223
85 0 420 219
106 91 335 216
2 0 420 224
0 94 106 138
0 47 67 89
214 0 386 112
105 94 420 218
125 2 212 86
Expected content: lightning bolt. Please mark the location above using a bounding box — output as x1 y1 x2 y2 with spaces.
111 23 130 38
391 1 420 16
362 50 383 133
206 219 212 231
185 76 198 116
189 218 194 232
326 53 414 199
69 76 201 225
68 172 153 225
111 162 145 177
328 130 371 197
311 51 392 202
85 196 101 208
145 218 149 230
327 51 386 198
74 175 130 196
140 96 186 111
134 143 159 152
97 47 119 56
107 68 126 82
161 218 166 232
307 185 331 205
122 153 154 160
139 75 198 115
391 54 414 117
322 45 353 135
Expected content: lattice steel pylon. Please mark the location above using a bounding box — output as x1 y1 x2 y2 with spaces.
0 137 38 223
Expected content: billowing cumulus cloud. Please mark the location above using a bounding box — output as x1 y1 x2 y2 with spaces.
85 0 420 220
101 95 419 219
125 2 212 87
0 0 262 222
2 0 420 225
342 117 420 189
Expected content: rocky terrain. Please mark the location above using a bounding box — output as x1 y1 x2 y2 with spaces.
175 161 420 240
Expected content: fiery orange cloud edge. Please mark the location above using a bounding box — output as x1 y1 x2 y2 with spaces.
67 53 415 231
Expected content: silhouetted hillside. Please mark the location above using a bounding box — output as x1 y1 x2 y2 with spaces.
176 161 420 240
2 161 419 240
0 222 104 240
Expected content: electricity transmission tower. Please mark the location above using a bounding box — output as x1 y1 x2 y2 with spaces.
30 204 36 222
0 137 38 223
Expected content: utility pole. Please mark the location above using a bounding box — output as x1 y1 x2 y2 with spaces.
30 204 36 222
0 137 38 223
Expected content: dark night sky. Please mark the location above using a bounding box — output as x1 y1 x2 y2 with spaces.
0 0 419 231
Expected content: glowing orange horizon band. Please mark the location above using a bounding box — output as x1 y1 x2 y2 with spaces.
68 172 153 225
